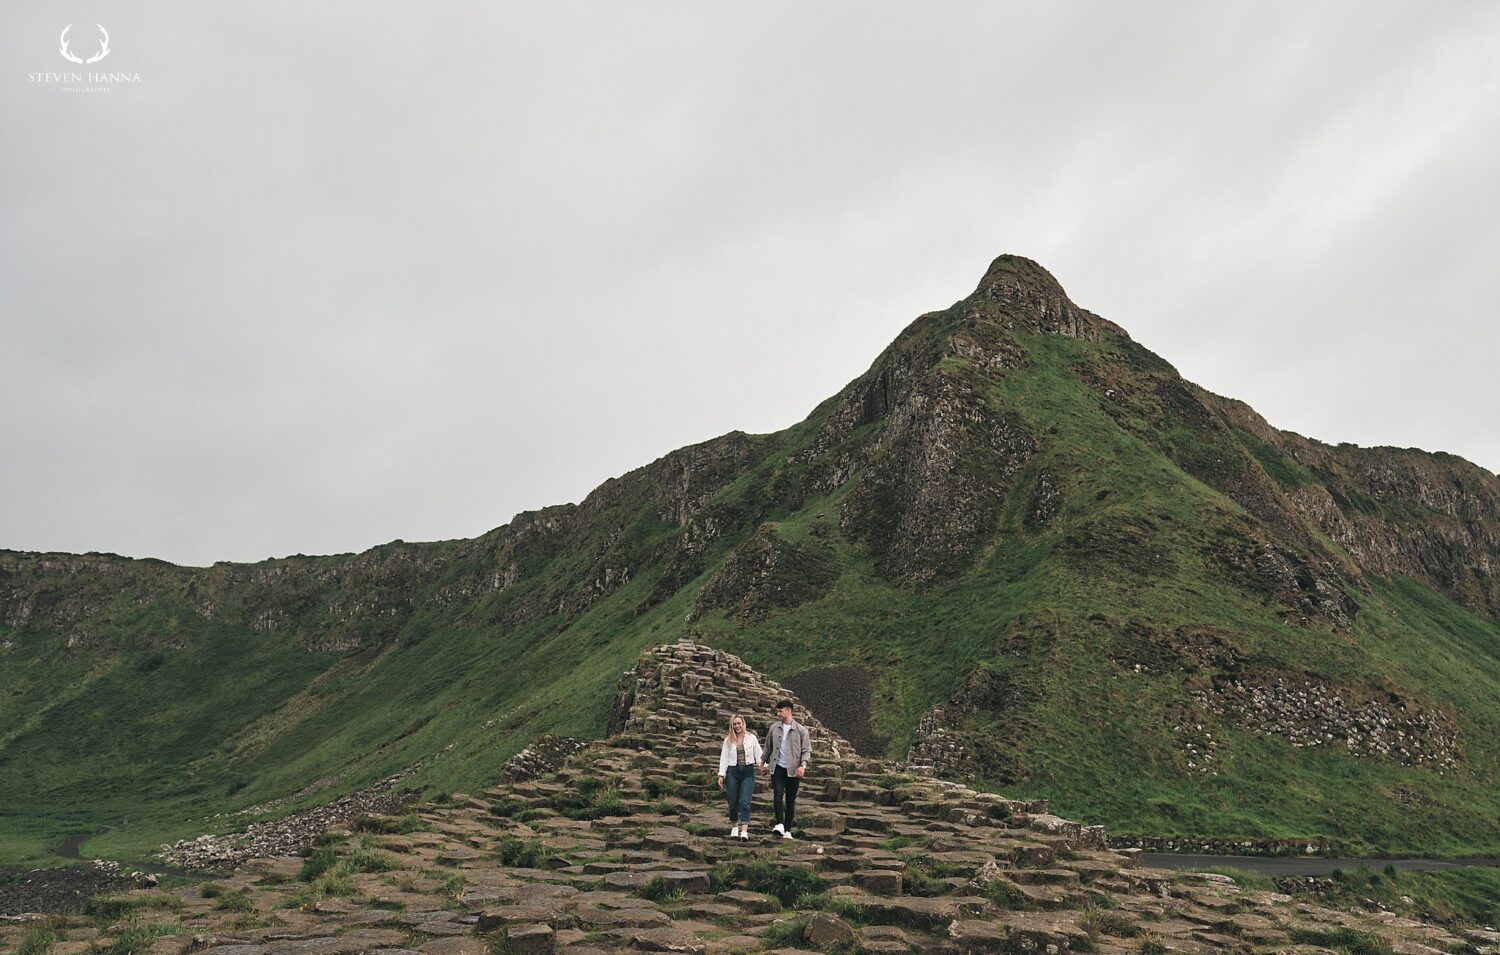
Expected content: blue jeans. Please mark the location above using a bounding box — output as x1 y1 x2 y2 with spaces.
725 764 755 824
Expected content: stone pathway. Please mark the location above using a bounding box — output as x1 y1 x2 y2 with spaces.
6 641 1498 955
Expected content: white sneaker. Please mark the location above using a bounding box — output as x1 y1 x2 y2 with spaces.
738 829 749 840
772 823 785 834
781 829 794 840
729 826 740 838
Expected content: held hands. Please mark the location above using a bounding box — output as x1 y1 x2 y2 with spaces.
717 776 724 789
795 766 805 778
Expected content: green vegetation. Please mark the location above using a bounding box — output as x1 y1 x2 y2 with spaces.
16 921 60 955
83 892 179 922
761 917 807 947
3 259 1499 867
488 796 529 818
296 846 339 882
1080 903 1139 941
103 923 183 955
497 837 547 869
212 889 253 913
1315 865 1500 927
351 813 427 834
720 859 826 907
641 776 680 800
1287 926 1395 955
551 777 624 821
902 856 967 897
1197 867 1276 893
347 835 400 872
633 875 683 904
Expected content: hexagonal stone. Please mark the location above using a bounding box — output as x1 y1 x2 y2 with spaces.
336 910 406 927
415 939 489 955
993 912 1090 952
505 923 557 955
334 930 410 948
705 936 762 954
858 925 914 954
261 938 371 955
459 887 512 905
716 890 779 914
477 905 561 931
642 827 693 848
628 928 706 955
1003 880 1072 908
845 894 991 929
802 913 855 947
1009 868 1080 886
946 920 1007 953
602 870 654 890
573 906 672 929
852 870 903 895
659 870 711 894
688 902 741 918
515 883 578 902
569 890 638 908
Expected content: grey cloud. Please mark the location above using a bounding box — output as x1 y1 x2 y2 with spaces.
2 1 1496 566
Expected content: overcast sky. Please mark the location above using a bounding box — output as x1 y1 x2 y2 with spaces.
3 2 1497 567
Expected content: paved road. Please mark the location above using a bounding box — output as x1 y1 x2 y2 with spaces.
1139 853 1500 877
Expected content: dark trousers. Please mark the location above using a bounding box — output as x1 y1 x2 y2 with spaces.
725 764 755 824
771 766 801 829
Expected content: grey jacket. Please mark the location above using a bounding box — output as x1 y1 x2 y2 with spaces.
763 719 811 772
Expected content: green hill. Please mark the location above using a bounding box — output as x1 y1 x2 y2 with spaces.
3 255 1497 866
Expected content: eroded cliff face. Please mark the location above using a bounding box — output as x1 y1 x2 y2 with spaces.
0 546 448 654
1199 391 1500 620
0 432 768 656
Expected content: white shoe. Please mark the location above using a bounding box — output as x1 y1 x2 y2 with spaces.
738 829 749 840
729 826 740 838
772 823 785 834
781 829 794 840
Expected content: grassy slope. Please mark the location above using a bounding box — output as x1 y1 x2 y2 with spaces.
3 294 1498 865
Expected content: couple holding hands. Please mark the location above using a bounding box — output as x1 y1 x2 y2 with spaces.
716 699 811 840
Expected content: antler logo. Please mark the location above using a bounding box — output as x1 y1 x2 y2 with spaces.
59 24 110 65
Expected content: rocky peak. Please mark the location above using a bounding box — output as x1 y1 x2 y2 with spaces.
968 254 1112 341
973 254 1068 300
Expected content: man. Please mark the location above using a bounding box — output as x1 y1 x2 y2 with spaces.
760 698 810 839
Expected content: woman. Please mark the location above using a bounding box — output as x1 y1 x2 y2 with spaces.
717 713 762 839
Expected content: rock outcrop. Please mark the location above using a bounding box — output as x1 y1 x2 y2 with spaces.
690 526 839 622
1188 675 1460 771
606 642 858 768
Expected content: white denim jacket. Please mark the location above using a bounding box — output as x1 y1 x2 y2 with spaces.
718 733 763 776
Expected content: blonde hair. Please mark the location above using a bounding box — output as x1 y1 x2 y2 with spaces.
723 713 748 744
